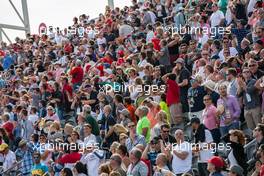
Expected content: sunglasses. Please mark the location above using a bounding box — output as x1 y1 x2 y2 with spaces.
162 130 170 133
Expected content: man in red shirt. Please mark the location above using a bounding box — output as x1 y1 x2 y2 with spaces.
1 114 14 141
162 73 182 127
62 77 73 114
69 60 84 91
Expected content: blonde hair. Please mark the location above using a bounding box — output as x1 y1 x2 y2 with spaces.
156 110 168 123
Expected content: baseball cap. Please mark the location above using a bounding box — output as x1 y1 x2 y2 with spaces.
0 143 8 152
229 165 244 176
208 156 224 168
174 58 185 64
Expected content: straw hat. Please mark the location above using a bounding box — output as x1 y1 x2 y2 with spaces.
202 80 216 91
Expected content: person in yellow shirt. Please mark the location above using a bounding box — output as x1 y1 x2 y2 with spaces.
159 93 170 124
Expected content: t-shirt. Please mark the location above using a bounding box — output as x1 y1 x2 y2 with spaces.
136 116 151 143
31 163 49 176
159 47 171 66
166 79 180 106
178 68 191 112
80 150 104 176
172 141 192 174
210 10 225 27
159 101 170 124
85 115 100 136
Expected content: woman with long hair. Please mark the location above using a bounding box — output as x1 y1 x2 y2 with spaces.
223 129 248 175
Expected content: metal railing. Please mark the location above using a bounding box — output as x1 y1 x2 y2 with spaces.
0 160 23 176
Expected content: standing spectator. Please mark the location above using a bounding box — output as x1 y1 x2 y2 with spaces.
162 73 181 127
69 60 84 91
100 105 117 148
202 95 221 143
209 3 225 27
188 76 207 121
169 129 192 175
109 154 126 176
174 58 191 122
15 139 34 176
126 122 146 151
135 106 151 143
158 124 176 145
0 143 16 173
142 137 161 168
217 84 241 136
223 130 248 175
127 148 148 176
191 117 214 176
20 109 34 141
31 152 49 176
237 67 261 130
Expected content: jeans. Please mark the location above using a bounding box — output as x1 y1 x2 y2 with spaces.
220 121 240 136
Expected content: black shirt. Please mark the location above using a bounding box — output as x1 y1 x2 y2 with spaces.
178 68 191 112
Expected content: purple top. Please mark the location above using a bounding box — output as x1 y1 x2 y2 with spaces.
217 95 241 127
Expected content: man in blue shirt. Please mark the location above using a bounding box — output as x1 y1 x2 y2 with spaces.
188 76 207 121
2 52 14 70
31 152 49 176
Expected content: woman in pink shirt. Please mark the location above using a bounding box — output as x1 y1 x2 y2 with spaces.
202 95 221 143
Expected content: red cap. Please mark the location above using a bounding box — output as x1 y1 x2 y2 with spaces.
208 156 224 168
117 50 124 57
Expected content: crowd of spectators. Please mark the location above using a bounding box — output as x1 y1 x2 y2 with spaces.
0 0 264 175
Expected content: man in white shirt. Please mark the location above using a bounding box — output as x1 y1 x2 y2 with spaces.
83 123 97 146
80 143 104 176
0 143 16 173
169 129 192 175
146 24 155 43
28 107 39 125
209 3 225 27
218 37 238 62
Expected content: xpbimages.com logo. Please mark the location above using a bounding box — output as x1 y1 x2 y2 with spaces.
31 142 100 153
170 142 231 154
99 83 166 95
163 24 231 38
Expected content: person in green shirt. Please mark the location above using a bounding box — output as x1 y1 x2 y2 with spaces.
135 106 151 143
84 105 100 136
218 0 228 14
